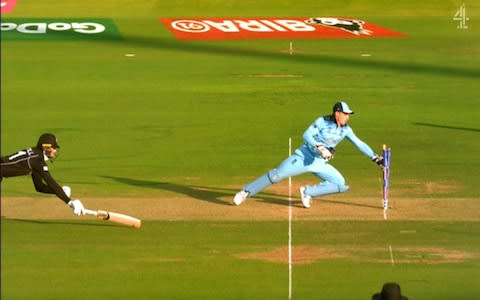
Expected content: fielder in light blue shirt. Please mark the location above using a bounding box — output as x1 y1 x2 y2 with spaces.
233 101 385 208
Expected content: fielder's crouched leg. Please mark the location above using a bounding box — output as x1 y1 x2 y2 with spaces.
234 169 286 205
245 169 283 196
304 182 349 198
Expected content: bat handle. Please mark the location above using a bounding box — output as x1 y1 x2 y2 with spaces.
83 209 98 217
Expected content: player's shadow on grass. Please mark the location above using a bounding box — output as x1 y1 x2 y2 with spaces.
320 199 382 210
106 36 479 79
414 122 480 132
5 218 115 228
101 176 290 206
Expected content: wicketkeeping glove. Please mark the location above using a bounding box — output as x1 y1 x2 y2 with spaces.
68 199 85 216
316 144 335 160
372 155 385 167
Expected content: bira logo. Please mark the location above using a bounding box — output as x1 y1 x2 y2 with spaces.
1 0 17 14
160 17 405 40
1 18 122 40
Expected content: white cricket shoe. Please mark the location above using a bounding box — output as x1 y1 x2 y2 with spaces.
300 186 312 208
233 190 249 206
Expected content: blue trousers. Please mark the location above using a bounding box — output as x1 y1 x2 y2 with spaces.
244 145 349 197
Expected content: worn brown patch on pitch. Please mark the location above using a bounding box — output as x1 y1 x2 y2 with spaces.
370 247 476 265
236 246 343 265
2 193 479 221
235 246 476 265
425 182 463 194
394 179 464 195
1 181 479 221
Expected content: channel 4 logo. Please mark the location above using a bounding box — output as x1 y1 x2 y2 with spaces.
453 3 469 29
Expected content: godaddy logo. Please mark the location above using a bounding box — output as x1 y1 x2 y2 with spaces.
2 22 106 34
1 18 122 40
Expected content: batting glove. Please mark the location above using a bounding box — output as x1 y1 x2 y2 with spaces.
68 199 85 216
372 155 385 167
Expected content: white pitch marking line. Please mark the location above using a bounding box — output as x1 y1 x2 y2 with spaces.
389 245 395 266
125 53 136 57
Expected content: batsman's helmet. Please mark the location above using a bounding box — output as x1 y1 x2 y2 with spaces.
37 133 60 149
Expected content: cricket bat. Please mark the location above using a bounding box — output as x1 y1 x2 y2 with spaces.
83 208 141 229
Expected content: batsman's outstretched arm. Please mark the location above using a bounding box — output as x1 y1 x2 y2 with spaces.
31 169 71 204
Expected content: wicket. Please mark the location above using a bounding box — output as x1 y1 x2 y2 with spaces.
382 144 391 219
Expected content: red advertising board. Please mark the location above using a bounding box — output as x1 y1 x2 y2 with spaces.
160 17 405 40
1 0 17 14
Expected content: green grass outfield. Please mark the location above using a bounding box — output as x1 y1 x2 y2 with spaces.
2 220 480 300
2 1 480 299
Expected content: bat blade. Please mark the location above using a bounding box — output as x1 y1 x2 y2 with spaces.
104 211 141 228
83 209 141 229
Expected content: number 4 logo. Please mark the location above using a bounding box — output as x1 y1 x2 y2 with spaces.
453 3 469 29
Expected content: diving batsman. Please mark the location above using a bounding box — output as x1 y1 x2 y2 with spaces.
1 133 85 216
